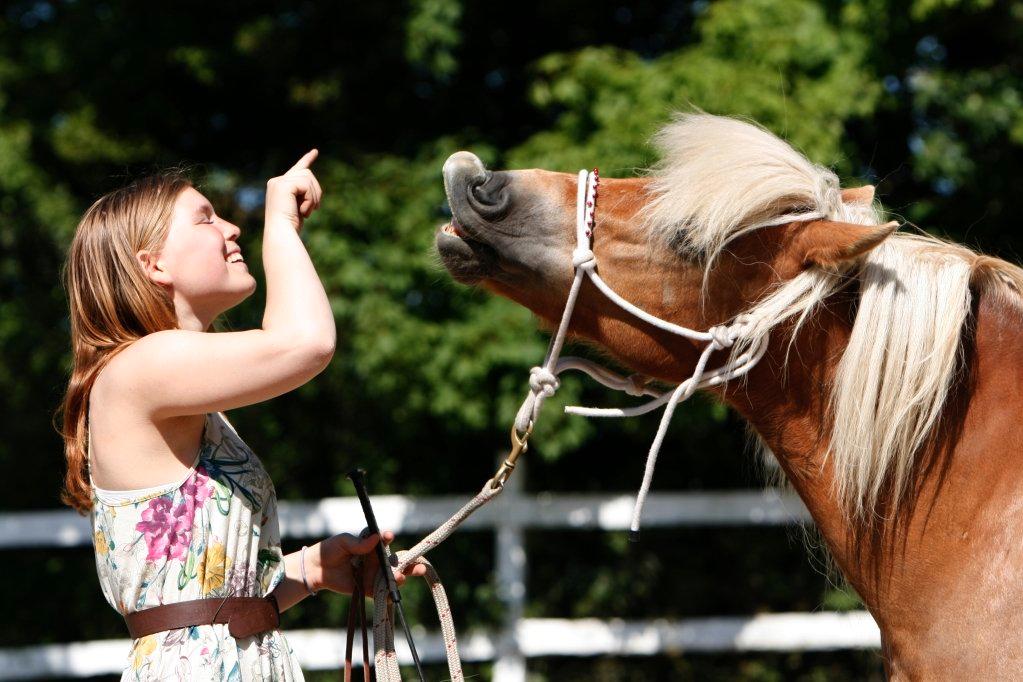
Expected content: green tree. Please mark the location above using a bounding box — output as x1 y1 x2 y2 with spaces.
4 0 1021 679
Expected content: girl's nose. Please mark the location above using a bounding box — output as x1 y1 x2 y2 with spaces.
223 220 241 240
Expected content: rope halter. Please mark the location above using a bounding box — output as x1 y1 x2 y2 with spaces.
498 168 828 538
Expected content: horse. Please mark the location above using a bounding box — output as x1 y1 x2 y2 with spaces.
434 113 1023 679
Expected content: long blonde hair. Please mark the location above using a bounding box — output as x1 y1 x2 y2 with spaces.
58 173 193 515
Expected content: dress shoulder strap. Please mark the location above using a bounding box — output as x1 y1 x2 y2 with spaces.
216 411 242 439
86 408 97 487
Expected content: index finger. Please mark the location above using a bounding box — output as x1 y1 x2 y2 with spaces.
287 148 319 173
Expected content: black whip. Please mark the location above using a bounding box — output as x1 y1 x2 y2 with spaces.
347 468 427 682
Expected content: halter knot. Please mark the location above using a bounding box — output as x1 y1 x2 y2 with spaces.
625 373 649 397
708 325 736 351
528 366 559 397
572 247 596 270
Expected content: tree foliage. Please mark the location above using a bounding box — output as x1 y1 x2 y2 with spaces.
3 1 1021 678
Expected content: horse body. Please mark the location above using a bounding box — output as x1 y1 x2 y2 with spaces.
436 114 1023 677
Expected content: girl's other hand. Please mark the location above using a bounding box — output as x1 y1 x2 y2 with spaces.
311 529 427 595
265 149 323 233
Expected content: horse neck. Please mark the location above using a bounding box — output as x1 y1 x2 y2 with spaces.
718 296 890 608
722 288 1023 673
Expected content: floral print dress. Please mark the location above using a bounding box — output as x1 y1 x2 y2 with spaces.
89 410 304 681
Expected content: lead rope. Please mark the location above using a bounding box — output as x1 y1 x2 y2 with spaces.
360 168 826 679
367 483 499 681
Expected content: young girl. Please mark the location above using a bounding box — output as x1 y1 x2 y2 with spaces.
59 150 423 679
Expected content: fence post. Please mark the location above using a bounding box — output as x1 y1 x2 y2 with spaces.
492 456 527 682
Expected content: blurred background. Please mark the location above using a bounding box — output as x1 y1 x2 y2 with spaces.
3 0 1021 679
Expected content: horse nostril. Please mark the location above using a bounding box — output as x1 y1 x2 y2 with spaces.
468 171 510 219
470 172 496 203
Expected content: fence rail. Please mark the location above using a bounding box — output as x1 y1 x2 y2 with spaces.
0 480 881 680
0 489 812 549
0 613 881 680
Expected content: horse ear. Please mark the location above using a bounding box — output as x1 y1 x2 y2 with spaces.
841 185 875 205
795 219 899 268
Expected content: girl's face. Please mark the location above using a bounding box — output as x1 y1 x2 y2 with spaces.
138 186 256 330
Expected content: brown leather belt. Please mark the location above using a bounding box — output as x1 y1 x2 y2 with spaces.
123 595 281 640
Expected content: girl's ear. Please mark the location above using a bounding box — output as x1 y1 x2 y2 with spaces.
793 219 899 269
136 249 172 286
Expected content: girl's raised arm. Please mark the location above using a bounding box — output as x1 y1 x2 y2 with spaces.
107 151 335 419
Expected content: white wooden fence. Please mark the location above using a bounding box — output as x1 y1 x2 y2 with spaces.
0 471 881 680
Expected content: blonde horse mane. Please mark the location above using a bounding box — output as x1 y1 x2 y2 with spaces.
643 112 1023 522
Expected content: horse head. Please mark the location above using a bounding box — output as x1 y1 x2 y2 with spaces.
436 115 894 386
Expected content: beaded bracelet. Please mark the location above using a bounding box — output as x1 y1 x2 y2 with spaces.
300 545 318 596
